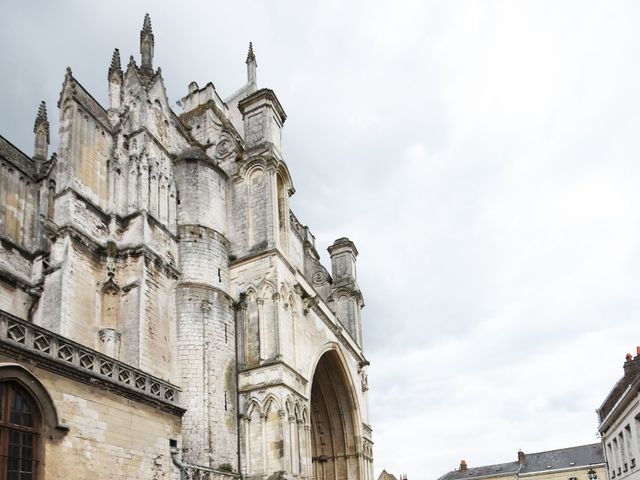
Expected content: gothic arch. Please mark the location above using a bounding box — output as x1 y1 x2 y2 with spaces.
308 346 362 480
263 393 281 413
99 278 121 331
245 397 263 418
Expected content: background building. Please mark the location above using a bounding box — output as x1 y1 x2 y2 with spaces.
437 445 605 480
598 349 640 480
0 14 373 480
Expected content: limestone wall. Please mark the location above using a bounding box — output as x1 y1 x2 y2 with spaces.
0 355 182 480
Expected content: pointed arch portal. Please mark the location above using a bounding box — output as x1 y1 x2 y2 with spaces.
310 350 360 480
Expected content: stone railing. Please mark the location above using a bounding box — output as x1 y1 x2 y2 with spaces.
180 467 238 480
171 448 240 480
0 311 181 408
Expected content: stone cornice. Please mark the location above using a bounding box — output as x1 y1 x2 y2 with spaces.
173 150 229 180
238 358 309 386
175 281 234 304
50 222 180 279
237 88 287 124
177 224 230 247
0 233 40 260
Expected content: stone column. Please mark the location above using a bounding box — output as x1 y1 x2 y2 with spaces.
297 419 305 475
279 410 289 472
273 292 281 359
261 413 268 474
243 416 251 476
305 424 312 478
257 298 265 362
98 328 121 358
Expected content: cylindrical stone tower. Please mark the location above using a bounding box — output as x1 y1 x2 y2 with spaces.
173 146 238 469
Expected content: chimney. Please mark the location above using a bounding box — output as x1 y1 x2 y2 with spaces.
460 460 468 471
636 346 640 358
518 450 525 466
623 351 640 381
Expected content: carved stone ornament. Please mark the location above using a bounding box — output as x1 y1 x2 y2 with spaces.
360 370 369 392
312 270 326 286
214 132 236 160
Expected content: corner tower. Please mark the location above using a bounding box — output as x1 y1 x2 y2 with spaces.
173 145 237 467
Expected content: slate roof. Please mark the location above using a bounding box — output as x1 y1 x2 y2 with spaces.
439 444 604 480
440 461 519 480
0 134 36 178
519 443 604 474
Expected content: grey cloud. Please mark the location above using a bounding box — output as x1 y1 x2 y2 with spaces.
2 1 640 478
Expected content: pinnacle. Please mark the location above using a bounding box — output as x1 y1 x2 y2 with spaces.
246 42 256 64
33 101 50 141
109 48 122 78
35 101 48 124
142 13 153 36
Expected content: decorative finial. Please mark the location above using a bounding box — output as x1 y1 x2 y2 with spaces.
246 42 256 65
142 13 153 36
109 48 122 80
34 101 49 142
246 42 257 86
33 101 50 159
140 13 155 73
65 66 73 77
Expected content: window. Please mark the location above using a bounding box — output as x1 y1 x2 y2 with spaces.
0 382 40 480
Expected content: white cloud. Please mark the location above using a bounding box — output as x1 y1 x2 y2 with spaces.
2 1 640 478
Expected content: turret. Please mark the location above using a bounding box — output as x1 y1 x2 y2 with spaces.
173 146 237 467
238 88 286 154
329 237 358 284
140 13 154 74
246 42 257 86
33 101 49 161
328 237 364 346
108 48 123 111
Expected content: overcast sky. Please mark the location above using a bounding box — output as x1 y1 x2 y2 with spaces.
2 1 640 478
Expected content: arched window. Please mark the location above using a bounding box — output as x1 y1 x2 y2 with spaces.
0 382 41 480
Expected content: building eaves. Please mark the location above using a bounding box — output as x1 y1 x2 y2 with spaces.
598 377 640 433
0 134 36 179
598 356 640 425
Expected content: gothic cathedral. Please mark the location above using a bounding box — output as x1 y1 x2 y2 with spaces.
0 15 373 480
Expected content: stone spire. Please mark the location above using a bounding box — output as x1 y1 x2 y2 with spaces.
140 13 154 74
108 49 123 111
108 48 122 81
246 42 257 86
33 101 49 160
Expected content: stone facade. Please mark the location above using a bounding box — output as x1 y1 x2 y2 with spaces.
598 349 640 480
0 15 373 480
